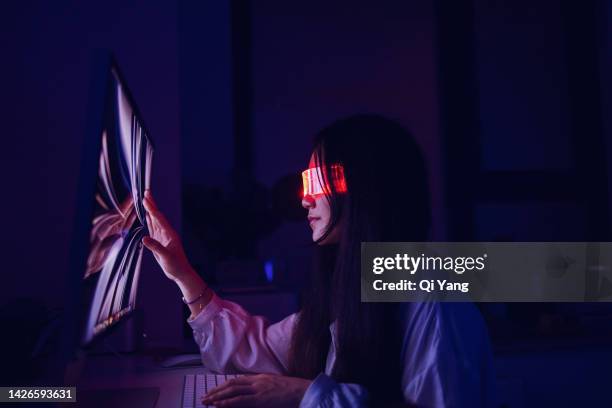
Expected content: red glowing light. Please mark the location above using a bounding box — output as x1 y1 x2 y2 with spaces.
301 164 347 198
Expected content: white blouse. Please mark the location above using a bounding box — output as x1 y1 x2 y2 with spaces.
188 294 497 407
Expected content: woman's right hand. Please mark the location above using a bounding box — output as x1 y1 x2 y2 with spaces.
142 190 212 316
142 190 193 282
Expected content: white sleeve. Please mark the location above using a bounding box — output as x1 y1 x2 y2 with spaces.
299 374 370 408
188 293 296 374
297 302 497 408
400 302 498 408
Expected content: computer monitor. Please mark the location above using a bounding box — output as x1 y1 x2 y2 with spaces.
63 53 153 360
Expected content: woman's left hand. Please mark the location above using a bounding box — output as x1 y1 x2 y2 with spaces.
202 374 311 407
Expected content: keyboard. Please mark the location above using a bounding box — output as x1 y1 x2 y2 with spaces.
182 373 241 408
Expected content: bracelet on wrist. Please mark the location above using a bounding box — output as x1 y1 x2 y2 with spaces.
182 287 209 305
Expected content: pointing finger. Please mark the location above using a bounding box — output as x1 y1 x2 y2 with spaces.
142 236 168 257
143 195 172 231
143 195 156 214
144 190 159 210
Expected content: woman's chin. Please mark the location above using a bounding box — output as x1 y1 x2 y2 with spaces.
313 231 339 245
312 227 331 244
310 222 340 244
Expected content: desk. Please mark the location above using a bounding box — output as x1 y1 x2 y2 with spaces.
76 354 203 407
73 289 299 407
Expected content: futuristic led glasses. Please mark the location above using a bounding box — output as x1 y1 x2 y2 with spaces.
301 164 347 198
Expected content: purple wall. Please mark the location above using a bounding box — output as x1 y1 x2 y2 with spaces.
603 0 612 234
474 0 572 171
251 2 445 278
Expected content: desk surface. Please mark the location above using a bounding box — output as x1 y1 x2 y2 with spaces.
77 354 203 408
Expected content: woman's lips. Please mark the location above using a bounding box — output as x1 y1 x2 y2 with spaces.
308 216 320 226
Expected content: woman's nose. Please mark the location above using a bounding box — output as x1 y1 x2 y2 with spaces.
302 194 315 209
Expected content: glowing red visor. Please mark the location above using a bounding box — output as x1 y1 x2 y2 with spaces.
301 164 347 197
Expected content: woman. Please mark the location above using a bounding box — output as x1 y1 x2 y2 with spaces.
142 115 496 407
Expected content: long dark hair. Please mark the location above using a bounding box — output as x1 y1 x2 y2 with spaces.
288 114 431 404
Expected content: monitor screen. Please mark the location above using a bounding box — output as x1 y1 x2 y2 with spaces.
81 65 153 344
